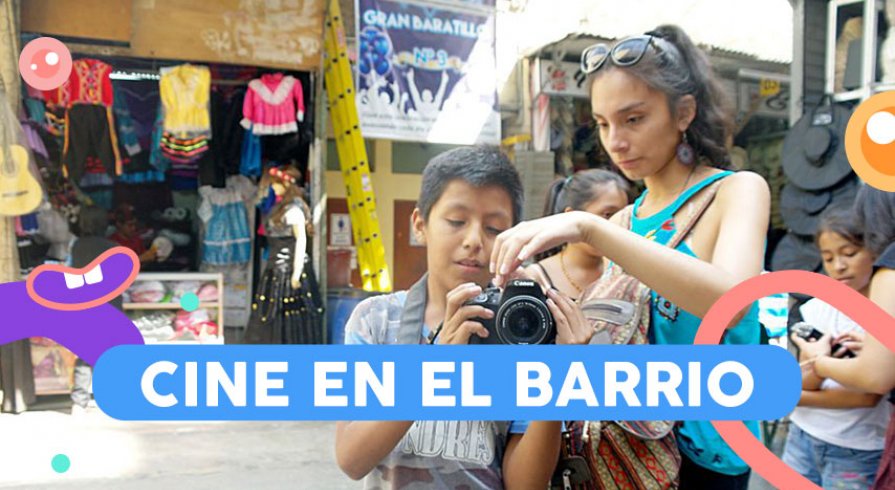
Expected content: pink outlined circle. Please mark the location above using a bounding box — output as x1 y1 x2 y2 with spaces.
18 37 72 91
695 270 895 490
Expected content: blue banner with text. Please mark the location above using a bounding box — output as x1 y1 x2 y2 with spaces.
94 345 800 421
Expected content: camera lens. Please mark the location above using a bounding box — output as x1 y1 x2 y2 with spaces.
508 308 539 338
497 298 552 344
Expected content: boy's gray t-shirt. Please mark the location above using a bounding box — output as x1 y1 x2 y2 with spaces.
343 275 526 490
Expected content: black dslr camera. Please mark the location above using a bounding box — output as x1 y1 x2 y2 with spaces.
465 279 555 345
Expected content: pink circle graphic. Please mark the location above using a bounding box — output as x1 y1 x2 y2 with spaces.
695 270 895 490
18 37 72 91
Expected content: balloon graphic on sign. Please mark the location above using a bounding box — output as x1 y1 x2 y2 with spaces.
358 26 394 77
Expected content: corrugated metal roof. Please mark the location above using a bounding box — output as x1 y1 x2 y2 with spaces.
500 0 793 64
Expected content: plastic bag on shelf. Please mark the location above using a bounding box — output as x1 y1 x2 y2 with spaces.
173 309 220 343
170 280 202 301
196 282 219 302
131 311 176 343
128 280 167 303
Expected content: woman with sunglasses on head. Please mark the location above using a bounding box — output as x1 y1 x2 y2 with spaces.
490 25 769 489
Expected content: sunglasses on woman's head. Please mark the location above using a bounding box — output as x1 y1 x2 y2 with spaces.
580 34 661 74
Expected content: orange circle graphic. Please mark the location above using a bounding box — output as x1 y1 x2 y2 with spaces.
845 91 895 190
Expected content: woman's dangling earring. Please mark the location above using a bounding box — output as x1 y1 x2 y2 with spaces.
676 131 695 165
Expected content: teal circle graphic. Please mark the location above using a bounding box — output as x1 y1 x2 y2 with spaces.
51 454 70 473
180 293 200 312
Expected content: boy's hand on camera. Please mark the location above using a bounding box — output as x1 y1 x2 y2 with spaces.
491 212 598 288
546 288 592 345
439 283 493 345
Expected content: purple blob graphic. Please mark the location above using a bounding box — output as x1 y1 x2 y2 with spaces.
0 247 144 365
0 281 144 365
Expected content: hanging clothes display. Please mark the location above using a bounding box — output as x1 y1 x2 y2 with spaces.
245 199 323 344
29 115 81 226
112 89 141 157
203 86 246 187
51 59 122 189
198 176 255 266
160 64 212 136
159 64 212 190
44 58 114 108
241 73 305 135
161 132 208 185
24 96 45 126
261 130 304 164
147 102 168 172
240 127 262 177
62 103 121 188
2 42 329 406
45 104 66 138
21 121 49 166
114 81 165 184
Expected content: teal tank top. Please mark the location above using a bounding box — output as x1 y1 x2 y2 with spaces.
630 170 761 476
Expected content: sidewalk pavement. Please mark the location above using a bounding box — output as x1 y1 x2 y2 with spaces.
0 405 356 489
0 402 779 489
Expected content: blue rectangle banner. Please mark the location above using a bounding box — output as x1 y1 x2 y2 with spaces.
94 345 801 421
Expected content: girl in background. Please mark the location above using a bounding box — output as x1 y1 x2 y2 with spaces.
784 206 890 489
528 169 630 301
795 187 895 490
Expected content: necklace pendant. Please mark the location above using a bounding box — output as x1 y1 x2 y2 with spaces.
560 249 585 294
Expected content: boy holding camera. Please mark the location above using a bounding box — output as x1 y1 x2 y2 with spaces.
334 147 562 489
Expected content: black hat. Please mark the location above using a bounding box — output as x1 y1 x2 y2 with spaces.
782 97 853 191
780 175 859 235
770 232 822 273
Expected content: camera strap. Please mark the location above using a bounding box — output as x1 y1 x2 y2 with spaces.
398 273 429 344
619 177 723 246
666 178 724 249
427 323 444 345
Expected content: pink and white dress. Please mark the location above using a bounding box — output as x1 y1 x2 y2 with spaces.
240 73 305 135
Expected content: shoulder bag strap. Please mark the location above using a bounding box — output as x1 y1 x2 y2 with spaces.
667 178 725 250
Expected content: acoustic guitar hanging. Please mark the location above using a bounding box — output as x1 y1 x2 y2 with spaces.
0 140 42 216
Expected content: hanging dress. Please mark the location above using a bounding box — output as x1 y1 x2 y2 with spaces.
240 73 305 135
159 64 211 189
198 176 255 266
